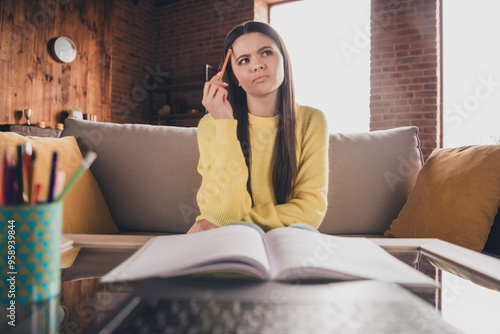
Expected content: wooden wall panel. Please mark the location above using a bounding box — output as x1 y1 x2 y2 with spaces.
0 1 13 62
0 0 113 128
1 0 277 127
0 60 11 123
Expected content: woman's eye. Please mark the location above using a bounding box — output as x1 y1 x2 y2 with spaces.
262 50 272 57
238 58 249 65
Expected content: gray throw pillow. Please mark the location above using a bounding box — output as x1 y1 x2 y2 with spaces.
319 126 423 234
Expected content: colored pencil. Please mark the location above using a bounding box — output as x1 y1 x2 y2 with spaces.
0 148 5 205
16 145 25 204
56 151 97 202
54 171 66 200
5 152 14 205
32 183 42 204
29 151 37 204
22 142 32 204
47 151 58 202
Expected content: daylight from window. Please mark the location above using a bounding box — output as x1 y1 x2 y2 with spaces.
441 271 500 334
271 0 370 134
443 0 500 148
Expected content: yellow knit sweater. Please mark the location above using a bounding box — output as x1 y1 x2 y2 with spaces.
196 105 328 231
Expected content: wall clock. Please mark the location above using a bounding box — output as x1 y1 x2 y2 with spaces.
52 37 77 63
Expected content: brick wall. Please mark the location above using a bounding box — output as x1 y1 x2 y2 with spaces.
111 0 443 151
152 0 256 125
111 0 157 124
111 0 257 124
370 0 441 160
157 0 255 83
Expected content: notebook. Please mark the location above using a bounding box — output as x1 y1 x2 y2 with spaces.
90 278 461 334
100 224 436 290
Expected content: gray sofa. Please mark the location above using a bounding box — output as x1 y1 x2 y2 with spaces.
62 117 421 235
62 118 500 255
61 117 499 255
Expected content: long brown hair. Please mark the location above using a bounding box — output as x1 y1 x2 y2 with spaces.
221 21 297 204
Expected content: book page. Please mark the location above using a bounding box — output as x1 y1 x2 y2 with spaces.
264 228 436 289
101 225 270 282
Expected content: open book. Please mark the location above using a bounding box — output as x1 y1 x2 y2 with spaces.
101 224 436 289
61 236 74 253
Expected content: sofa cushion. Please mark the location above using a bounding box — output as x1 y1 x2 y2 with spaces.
319 126 422 234
62 119 422 234
62 118 201 233
0 132 118 234
384 145 500 252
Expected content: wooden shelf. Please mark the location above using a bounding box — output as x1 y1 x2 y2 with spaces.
152 81 204 93
159 113 205 121
149 81 205 126
2 124 62 138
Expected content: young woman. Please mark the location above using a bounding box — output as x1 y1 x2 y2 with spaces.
187 21 328 234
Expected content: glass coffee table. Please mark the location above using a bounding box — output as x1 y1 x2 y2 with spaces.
58 234 500 334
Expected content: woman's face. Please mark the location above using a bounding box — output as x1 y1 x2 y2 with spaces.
230 32 284 99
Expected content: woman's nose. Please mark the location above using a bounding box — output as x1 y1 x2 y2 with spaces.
252 63 264 71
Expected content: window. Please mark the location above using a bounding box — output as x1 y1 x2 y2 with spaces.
443 0 500 147
270 0 370 133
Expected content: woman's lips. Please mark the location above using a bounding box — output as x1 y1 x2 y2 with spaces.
253 74 268 83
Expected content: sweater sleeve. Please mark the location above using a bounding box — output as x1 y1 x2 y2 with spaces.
243 109 329 230
196 115 253 226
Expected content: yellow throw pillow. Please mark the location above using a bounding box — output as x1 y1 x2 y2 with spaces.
385 145 500 251
0 132 119 234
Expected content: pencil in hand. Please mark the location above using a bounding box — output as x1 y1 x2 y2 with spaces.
219 48 232 81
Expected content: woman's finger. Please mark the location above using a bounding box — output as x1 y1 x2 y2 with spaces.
202 74 232 119
210 72 223 81
204 81 227 98
187 219 217 234
214 86 228 103
204 82 228 102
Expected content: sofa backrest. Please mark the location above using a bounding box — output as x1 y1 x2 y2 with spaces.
63 118 200 233
62 118 422 234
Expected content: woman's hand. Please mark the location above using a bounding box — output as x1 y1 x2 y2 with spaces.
187 219 218 234
202 72 234 120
